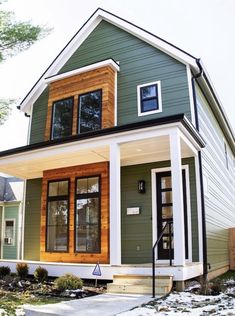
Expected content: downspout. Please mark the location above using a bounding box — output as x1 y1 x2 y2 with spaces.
191 58 208 277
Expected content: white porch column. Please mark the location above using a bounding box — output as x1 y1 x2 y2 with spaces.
109 142 121 265
170 130 185 266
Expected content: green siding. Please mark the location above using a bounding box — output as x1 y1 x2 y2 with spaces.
24 178 42 260
30 21 191 143
196 84 235 272
3 205 19 260
121 158 198 264
30 88 49 144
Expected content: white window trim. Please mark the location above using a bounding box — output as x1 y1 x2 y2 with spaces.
137 80 162 117
4 218 16 247
151 165 192 264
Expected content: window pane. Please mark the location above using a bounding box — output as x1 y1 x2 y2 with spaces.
49 181 68 197
141 85 156 99
162 206 173 219
52 98 73 139
76 177 99 194
78 90 101 133
5 220 14 244
161 176 171 189
76 197 99 252
88 177 99 193
142 99 158 112
162 191 172 204
47 200 68 251
76 178 88 194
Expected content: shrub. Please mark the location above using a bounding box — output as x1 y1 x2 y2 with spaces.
54 273 83 292
34 266 48 283
0 266 11 278
16 262 29 279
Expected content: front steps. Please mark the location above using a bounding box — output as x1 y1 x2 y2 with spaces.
107 274 173 295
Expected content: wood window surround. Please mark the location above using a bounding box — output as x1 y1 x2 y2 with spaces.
41 162 109 264
45 66 116 141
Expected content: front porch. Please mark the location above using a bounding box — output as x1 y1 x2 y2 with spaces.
0 115 205 279
0 259 203 281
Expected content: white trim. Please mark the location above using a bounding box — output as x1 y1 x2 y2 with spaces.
194 156 203 263
19 9 199 114
109 142 121 265
4 218 16 247
151 165 192 264
114 71 118 126
186 65 196 127
17 202 22 260
0 205 4 258
21 180 27 260
137 81 162 117
45 59 120 84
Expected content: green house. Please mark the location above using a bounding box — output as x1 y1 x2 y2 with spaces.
0 9 234 289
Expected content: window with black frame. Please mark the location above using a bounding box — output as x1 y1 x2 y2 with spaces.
75 176 100 253
51 97 73 139
78 90 102 134
137 81 162 116
46 180 69 252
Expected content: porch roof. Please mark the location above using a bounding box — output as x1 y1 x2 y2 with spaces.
0 114 205 179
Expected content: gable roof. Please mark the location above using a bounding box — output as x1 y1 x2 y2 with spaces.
18 8 234 151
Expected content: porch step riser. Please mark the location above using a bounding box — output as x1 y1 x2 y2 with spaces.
107 284 170 295
113 278 171 286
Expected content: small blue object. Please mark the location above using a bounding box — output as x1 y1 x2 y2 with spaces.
92 263 101 276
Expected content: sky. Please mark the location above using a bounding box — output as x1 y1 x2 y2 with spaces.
0 0 235 150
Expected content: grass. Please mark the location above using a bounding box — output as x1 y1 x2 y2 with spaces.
214 270 235 281
0 290 72 316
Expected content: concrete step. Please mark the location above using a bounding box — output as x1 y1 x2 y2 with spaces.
107 274 173 295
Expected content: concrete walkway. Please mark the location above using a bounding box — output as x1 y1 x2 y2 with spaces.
24 293 154 316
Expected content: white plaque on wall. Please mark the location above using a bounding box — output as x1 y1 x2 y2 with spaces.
127 207 140 215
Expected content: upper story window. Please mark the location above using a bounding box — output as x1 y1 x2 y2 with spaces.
78 90 102 134
51 97 73 140
137 81 162 116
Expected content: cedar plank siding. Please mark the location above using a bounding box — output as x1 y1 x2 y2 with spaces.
196 84 235 272
45 66 115 140
30 20 191 144
41 162 109 264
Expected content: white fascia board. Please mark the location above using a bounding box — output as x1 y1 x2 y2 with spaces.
45 59 120 84
20 8 199 114
0 122 202 168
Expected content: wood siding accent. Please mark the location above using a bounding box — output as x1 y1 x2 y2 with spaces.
44 66 115 141
196 84 235 272
229 228 235 270
40 162 109 264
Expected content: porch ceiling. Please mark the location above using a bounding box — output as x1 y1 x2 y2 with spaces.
0 135 196 179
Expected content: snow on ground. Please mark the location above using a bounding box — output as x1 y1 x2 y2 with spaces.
120 291 235 315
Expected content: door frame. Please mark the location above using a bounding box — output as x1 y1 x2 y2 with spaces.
151 165 192 263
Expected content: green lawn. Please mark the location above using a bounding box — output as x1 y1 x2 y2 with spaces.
214 270 235 281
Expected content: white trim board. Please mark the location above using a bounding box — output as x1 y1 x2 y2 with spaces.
45 59 120 84
151 165 193 264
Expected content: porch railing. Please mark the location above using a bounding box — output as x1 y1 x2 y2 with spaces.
152 220 173 298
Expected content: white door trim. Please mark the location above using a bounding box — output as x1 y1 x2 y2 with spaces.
151 165 192 264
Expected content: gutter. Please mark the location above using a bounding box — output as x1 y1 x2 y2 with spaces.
191 59 208 277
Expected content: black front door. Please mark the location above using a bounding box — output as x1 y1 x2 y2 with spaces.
156 170 188 260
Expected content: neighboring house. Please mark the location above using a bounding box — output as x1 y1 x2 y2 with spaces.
0 9 234 288
0 175 23 260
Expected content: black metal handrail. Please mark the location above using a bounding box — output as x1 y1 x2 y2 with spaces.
152 220 173 298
